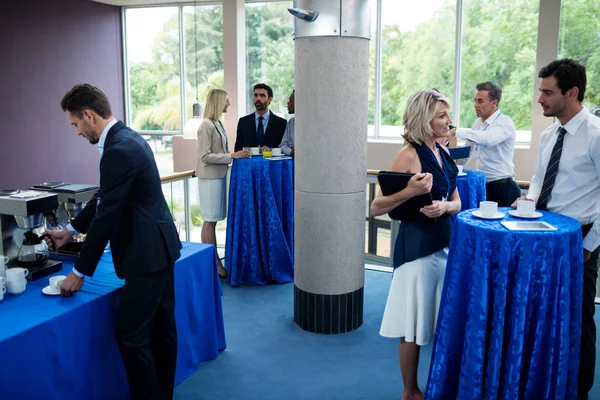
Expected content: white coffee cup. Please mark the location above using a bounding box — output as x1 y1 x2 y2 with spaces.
50 275 67 292
457 165 464 174
271 148 282 156
250 147 260 155
7 279 26 295
0 276 5 286
479 201 498 217
517 200 535 216
1 255 8 265
6 267 28 283
0 285 6 301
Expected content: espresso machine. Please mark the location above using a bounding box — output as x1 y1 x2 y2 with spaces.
0 190 63 280
29 182 99 261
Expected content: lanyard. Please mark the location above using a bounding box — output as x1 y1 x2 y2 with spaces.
482 112 502 131
425 144 450 201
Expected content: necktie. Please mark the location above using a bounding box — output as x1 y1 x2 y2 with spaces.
257 116 265 145
536 127 567 211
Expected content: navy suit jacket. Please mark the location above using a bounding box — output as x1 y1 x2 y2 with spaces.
72 121 182 279
234 112 287 151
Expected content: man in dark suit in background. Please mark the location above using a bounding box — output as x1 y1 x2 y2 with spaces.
234 83 287 151
45 83 182 400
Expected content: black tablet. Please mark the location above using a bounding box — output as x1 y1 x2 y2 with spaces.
377 171 433 222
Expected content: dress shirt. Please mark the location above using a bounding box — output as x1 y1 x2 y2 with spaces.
279 117 295 155
456 109 516 182
67 118 117 277
255 110 270 135
527 108 600 252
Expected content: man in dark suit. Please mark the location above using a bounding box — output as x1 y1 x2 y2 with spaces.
45 83 182 400
234 83 287 151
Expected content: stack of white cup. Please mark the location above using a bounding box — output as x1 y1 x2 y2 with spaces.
5 267 28 296
0 256 7 302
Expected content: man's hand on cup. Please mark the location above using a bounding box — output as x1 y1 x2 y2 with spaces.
232 150 251 159
511 196 529 209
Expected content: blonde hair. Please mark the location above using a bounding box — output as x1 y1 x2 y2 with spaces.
203 89 229 121
403 90 450 145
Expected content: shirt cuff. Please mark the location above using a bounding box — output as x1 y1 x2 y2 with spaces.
72 267 84 278
583 229 600 253
66 223 79 235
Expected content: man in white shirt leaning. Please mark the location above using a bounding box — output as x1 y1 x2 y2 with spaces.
450 81 521 206
513 58 600 400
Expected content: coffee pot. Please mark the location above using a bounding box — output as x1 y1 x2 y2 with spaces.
17 231 49 266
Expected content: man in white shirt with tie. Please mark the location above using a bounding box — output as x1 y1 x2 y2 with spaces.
514 58 600 399
452 81 521 206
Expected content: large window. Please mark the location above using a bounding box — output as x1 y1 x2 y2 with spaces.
125 5 223 176
245 1 295 116
558 0 600 113
460 0 539 144
377 0 456 139
125 7 181 132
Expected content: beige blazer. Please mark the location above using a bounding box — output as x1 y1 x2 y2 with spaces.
195 119 232 179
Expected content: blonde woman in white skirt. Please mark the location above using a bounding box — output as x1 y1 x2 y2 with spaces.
371 90 461 400
195 89 250 278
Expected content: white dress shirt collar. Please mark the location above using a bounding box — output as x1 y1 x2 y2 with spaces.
560 107 588 136
98 118 118 156
482 109 502 126
255 110 271 122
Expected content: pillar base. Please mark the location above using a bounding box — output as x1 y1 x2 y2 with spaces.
293 285 363 334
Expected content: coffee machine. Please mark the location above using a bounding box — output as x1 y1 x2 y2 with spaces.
0 190 63 280
29 182 99 261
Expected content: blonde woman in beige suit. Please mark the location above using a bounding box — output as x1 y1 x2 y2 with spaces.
196 89 250 278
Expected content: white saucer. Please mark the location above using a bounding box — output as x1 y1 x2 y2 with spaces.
509 210 543 219
457 172 467 177
472 210 505 220
42 286 60 296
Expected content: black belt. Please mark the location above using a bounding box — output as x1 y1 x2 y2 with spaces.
486 177 513 187
582 223 593 238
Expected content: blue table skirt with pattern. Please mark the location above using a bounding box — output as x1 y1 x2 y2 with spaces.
226 156 294 286
426 208 583 399
456 169 486 211
0 242 226 400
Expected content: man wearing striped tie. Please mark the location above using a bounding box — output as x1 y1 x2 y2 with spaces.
513 58 600 400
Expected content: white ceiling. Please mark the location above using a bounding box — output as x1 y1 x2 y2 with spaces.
91 0 214 5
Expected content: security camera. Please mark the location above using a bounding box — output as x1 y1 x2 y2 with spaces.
288 8 319 22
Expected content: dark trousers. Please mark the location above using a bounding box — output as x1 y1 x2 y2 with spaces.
579 224 600 400
485 178 521 207
116 267 178 400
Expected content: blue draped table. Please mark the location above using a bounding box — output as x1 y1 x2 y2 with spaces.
226 156 294 286
0 242 226 400
426 208 583 400
456 169 486 211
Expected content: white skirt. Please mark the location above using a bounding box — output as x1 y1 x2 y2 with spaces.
198 176 227 222
379 248 448 346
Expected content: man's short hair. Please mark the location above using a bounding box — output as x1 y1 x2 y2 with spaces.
539 58 587 102
476 81 502 104
254 83 273 98
61 83 112 118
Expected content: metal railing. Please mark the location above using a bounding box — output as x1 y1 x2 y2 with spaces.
160 170 195 242
159 168 531 268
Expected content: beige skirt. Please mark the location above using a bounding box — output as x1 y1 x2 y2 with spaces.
198 176 227 222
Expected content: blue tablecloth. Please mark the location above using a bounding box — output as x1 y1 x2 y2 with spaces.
226 156 294 286
0 242 226 400
456 169 486 211
426 208 583 399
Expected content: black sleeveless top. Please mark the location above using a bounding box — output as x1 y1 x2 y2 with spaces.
393 141 458 269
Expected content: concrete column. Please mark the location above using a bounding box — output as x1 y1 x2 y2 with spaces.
222 0 246 148
292 0 370 334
